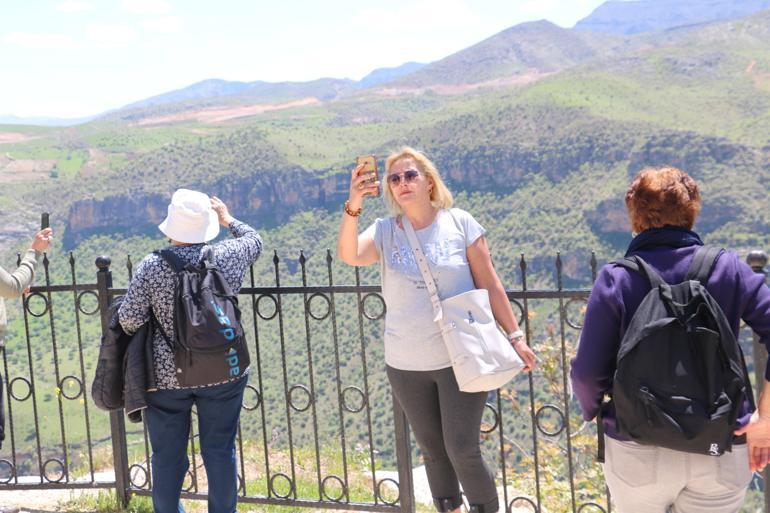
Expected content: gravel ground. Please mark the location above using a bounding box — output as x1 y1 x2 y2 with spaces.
0 487 99 512
0 466 531 513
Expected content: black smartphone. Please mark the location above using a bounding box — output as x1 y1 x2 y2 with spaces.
41 212 49 230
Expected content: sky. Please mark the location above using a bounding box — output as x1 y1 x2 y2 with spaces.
0 0 607 118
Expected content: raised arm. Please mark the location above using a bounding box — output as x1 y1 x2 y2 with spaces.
337 164 380 266
0 228 53 299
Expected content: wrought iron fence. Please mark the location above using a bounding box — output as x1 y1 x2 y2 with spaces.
0 249 767 513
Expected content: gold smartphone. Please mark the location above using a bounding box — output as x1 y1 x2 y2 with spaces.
355 155 380 197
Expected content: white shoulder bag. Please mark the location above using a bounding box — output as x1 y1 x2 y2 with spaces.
402 215 524 392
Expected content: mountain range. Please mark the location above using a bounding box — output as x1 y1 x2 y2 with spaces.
0 0 768 266
4 0 769 126
2 0 770 489
576 0 770 34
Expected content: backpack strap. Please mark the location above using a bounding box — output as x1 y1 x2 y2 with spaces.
154 249 186 273
612 256 667 289
737 342 757 410
596 408 606 463
149 306 174 348
685 246 723 285
198 246 215 268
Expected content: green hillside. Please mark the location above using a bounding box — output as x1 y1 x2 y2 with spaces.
1 8 769 497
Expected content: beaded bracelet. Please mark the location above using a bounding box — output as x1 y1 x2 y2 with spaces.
344 200 362 217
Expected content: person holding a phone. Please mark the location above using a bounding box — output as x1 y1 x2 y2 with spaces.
118 190 262 513
0 222 53 299
337 147 536 513
0 217 53 454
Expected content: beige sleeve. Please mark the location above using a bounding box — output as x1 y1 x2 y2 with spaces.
0 249 38 299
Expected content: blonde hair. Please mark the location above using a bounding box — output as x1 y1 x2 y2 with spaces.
383 147 453 215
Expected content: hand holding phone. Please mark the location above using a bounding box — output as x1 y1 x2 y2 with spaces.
355 155 380 198
32 212 53 251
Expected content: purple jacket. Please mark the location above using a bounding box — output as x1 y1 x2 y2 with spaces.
570 243 770 440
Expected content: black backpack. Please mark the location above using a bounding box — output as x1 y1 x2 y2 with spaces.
154 248 250 387
605 246 753 457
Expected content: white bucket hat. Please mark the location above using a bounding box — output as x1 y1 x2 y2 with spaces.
158 189 220 243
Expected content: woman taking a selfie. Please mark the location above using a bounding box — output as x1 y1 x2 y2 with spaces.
337 147 536 513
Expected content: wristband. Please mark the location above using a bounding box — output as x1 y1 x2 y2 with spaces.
507 329 525 343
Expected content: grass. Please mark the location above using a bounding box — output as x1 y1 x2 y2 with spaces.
515 48 770 146
58 441 416 513
63 490 154 513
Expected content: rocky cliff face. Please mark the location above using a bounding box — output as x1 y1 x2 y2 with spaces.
64 131 766 250
64 169 351 248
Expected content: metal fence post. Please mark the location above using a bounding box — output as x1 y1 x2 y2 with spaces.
747 250 769 512
96 256 131 506
392 395 415 513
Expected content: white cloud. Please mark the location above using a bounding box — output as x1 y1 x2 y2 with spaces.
86 24 137 47
4 32 77 49
121 0 171 15
55 1 93 13
141 16 182 33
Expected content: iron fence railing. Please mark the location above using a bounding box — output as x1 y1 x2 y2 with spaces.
0 249 767 513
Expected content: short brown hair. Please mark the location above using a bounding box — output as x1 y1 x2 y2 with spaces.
625 166 701 233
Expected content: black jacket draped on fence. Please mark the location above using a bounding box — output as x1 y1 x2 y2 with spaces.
91 297 155 422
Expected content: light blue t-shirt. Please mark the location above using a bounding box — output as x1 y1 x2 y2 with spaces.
363 208 486 371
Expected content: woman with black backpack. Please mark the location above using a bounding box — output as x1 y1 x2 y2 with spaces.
119 189 262 513
570 166 770 512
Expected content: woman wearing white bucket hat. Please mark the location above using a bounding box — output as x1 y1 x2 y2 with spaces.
158 188 222 244
119 188 262 513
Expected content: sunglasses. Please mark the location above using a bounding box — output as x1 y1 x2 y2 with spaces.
387 169 421 186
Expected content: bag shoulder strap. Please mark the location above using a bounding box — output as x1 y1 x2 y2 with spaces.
149 306 174 348
596 407 606 463
151 249 180 346
154 249 185 273
611 255 666 289
198 245 215 267
685 246 723 285
401 216 444 322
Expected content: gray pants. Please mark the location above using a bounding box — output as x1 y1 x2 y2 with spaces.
386 365 498 513
603 436 752 513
